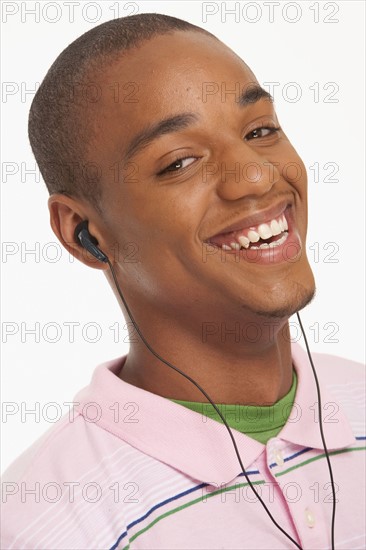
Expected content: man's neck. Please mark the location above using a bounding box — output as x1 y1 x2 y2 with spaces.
118 320 293 406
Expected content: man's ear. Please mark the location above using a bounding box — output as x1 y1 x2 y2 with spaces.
48 194 109 270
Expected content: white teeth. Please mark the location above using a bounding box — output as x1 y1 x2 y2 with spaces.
258 223 272 240
268 232 288 248
238 235 250 249
247 230 260 243
248 214 288 243
278 215 288 232
248 232 289 251
270 219 281 236
217 212 289 251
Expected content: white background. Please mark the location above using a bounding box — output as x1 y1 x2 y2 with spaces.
1 0 365 473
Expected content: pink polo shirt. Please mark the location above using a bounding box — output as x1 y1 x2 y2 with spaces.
1 342 365 549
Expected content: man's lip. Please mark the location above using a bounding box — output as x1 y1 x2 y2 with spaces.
204 199 292 241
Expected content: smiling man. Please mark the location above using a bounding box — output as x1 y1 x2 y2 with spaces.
1 13 365 550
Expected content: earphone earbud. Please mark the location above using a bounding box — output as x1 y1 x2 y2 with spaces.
74 220 109 263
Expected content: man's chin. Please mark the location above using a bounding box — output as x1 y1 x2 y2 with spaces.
252 283 316 320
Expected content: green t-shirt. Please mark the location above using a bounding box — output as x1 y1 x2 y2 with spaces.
170 370 297 444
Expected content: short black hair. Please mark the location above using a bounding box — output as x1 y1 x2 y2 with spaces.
28 13 214 212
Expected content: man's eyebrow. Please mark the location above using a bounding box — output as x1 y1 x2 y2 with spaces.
123 113 199 163
239 85 273 106
122 86 273 163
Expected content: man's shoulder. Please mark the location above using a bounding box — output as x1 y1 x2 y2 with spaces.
292 343 365 434
1 412 73 484
311 348 364 391
1 408 137 549
1 406 134 485
292 342 364 383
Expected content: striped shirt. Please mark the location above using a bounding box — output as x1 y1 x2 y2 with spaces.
1 342 365 549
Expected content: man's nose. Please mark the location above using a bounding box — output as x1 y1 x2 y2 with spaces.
206 141 281 201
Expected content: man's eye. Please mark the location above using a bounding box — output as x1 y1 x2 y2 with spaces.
158 156 197 175
246 126 281 140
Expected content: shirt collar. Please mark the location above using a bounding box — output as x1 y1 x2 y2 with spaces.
280 342 355 450
73 342 355 485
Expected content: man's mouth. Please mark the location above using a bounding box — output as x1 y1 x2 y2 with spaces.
206 211 289 251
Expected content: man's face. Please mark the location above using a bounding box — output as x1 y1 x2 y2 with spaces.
89 30 315 324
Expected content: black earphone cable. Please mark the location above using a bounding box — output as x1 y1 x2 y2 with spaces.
296 312 336 549
74 220 336 548
107 257 337 550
